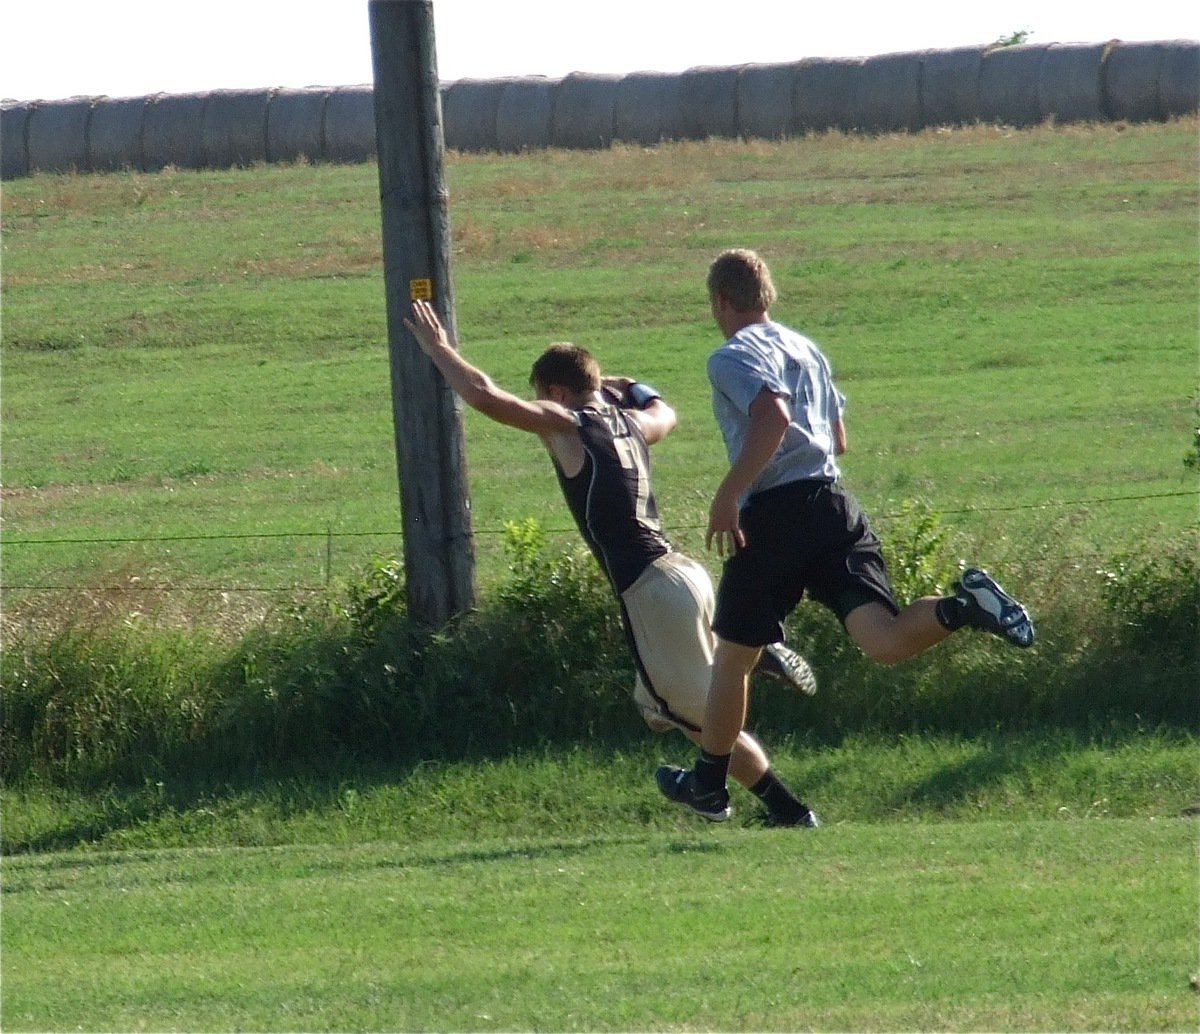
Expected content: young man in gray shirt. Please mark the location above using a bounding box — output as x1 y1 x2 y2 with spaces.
658 249 1035 821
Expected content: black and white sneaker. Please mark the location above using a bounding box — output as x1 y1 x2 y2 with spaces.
956 567 1035 648
655 765 732 822
755 643 818 696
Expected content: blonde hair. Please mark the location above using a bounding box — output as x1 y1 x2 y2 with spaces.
707 248 778 312
529 342 601 395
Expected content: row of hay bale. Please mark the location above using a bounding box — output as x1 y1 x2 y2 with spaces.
3 40 1196 179
0 86 376 179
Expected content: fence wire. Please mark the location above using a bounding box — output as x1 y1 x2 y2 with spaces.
2 488 1195 595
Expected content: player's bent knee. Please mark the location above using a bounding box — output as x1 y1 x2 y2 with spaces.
845 602 907 665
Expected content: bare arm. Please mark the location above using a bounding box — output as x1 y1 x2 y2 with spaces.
706 388 790 556
599 375 678 445
834 415 847 455
402 300 577 436
625 398 677 445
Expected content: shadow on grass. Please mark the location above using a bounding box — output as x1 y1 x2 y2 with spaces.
4 785 194 855
7 725 1193 855
3 743 635 855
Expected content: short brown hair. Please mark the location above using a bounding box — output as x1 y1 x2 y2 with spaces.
707 248 778 312
529 343 601 395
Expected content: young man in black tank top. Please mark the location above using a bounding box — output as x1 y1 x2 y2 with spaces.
404 299 818 827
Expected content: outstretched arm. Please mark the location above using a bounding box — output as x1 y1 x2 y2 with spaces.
403 300 577 436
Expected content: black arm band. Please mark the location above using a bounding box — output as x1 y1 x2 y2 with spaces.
627 382 663 409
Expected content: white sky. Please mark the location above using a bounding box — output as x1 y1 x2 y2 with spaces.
3 0 1197 102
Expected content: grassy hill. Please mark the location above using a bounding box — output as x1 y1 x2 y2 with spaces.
3 121 1197 625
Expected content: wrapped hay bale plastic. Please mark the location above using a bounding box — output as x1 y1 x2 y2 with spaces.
442 78 510 152
613 70 683 145
980 44 1050 127
265 87 329 164
26 95 94 173
142 91 207 170
738 62 802 140
323 86 375 163
921 46 985 128
678 64 740 140
202 88 272 169
88 95 148 172
854 51 922 133
1 100 34 178
1037 42 1107 123
794 57 864 133
495 77 556 152
551 72 619 150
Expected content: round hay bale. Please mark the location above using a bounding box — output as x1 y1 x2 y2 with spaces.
980 44 1050 126
1101 40 1166 121
1037 42 1106 123
442 78 510 152
265 87 329 163
495 77 555 152
679 65 740 140
1159 40 1200 118
613 71 684 145
738 62 801 140
142 91 208 170
88 95 148 172
854 51 923 132
27 96 94 173
793 57 863 133
921 46 984 127
1 101 34 179
551 72 619 150
201 88 271 169
323 86 375 163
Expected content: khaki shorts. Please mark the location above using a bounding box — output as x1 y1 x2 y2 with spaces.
621 552 715 733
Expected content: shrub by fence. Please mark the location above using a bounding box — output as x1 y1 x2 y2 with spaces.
3 520 1196 787
2 39 1198 177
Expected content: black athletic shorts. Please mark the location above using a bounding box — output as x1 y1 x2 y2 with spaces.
712 479 900 648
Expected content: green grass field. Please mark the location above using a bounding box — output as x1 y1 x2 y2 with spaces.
3 819 1194 1031
3 121 1197 621
2 122 1198 1031
3 733 1198 1031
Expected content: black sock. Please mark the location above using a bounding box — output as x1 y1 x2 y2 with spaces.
750 769 808 823
694 751 731 794
935 594 968 631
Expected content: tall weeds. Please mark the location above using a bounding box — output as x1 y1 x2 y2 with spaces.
2 512 1196 788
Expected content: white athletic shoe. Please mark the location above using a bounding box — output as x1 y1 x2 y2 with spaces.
755 642 818 696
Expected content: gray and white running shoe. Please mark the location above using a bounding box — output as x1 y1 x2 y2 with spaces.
956 567 1035 648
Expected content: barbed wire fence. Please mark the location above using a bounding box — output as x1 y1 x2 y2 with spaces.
3 489 1195 596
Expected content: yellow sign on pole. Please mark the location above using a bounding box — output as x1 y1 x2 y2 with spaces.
409 278 433 301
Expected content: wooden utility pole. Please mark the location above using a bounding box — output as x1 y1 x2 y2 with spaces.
368 0 477 625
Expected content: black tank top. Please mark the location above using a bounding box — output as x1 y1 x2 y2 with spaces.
553 403 671 594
